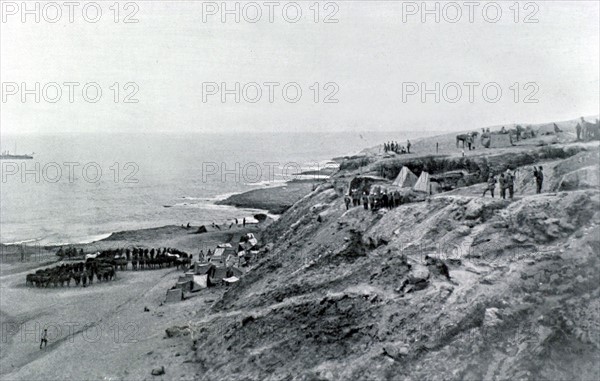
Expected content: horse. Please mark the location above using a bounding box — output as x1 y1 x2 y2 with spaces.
456 132 479 150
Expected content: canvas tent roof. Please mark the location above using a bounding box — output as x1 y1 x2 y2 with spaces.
413 172 431 194
488 134 513 148
194 263 215 275
392 167 418 188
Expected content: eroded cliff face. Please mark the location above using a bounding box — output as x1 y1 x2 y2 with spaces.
190 145 600 381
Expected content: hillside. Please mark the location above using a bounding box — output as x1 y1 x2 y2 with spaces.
2 126 599 381
185 140 600 380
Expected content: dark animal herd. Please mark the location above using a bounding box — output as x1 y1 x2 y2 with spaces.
25 247 192 288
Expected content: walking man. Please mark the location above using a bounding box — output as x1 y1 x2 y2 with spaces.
40 328 48 349
534 166 544 194
482 174 497 198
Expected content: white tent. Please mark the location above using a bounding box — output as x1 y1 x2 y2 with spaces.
392 167 418 188
413 172 431 194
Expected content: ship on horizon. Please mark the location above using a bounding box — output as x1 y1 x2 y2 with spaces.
0 144 34 160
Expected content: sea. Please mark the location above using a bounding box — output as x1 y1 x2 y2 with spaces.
0 131 438 246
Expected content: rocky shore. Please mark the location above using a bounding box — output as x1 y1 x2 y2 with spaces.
216 179 326 214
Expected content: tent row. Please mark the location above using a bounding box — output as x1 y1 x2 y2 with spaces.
391 167 434 194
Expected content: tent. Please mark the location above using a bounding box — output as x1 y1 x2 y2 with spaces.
209 248 227 265
240 233 258 251
392 167 418 188
196 225 219 234
165 288 183 303
194 262 215 275
413 172 431 194
536 123 559 136
488 134 513 148
192 275 208 290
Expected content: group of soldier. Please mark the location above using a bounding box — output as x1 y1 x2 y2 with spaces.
384 140 411 154
483 169 516 199
482 166 544 199
345 187 405 212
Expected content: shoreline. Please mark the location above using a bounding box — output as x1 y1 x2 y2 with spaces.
216 178 327 214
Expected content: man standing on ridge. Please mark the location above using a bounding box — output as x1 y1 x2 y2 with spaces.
407 140 411 154
534 166 544 194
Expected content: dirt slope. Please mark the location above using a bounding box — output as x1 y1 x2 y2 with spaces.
168 141 600 380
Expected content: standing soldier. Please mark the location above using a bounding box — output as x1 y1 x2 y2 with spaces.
534 166 544 194
393 190 401 208
407 140 411 154
482 174 497 198
382 191 389 209
506 170 515 199
499 173 506 199
576 123 582 141
344 194 351 210
362 192 369 210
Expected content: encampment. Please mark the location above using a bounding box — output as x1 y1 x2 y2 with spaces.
392 167 418 188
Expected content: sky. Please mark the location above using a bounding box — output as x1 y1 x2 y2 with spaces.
1 0 599 135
